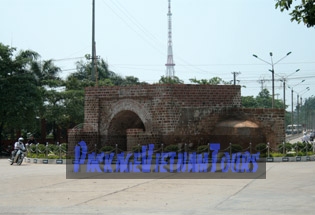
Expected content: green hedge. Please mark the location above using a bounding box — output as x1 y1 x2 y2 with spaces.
164 144 179 152
26 143 67 159
100 145 115 152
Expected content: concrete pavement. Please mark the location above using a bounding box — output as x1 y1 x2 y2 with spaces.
0 159 315 215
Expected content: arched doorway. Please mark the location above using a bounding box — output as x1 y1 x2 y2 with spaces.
214 120 266 147
107 110 145 150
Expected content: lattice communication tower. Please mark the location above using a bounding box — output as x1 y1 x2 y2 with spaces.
165 0 175 78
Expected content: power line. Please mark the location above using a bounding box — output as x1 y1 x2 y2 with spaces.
51 57 85 62
100 0 166 57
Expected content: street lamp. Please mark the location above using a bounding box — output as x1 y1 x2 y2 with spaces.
297 87 310 132
279 69 300 110
253 51 292 108
299 87 310 130
288 80 305 134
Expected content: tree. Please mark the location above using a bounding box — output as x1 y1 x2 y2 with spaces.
241 89 284 109
241 96 258 108
31 59 62 87
74 59 116 82
189 77 230 85
29 58 65 142
256 89 273 108
158 76 184 84
43 89 66 141
0 43 42 143
275 0 315 27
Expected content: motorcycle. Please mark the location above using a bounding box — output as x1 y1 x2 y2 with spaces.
10 148 26 165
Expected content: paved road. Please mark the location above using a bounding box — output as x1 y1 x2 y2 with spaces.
286 134 303 143
1 159 315 215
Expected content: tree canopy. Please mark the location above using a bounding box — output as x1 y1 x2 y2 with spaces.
189 77 230 85
242 88 284 109
0 44 42 142
158 76 184 84
275 0 315 27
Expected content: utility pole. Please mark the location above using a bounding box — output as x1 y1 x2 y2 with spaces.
89 0 99 86
91 0 96 84
280 69 300 110
257 78 266 91
232 72 241 85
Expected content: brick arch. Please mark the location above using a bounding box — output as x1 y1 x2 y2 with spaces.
107 99 153 132
213 116 266 147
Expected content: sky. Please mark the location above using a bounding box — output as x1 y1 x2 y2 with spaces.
1 0 315 111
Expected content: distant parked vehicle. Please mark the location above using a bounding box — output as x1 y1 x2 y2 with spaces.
286 124 303 134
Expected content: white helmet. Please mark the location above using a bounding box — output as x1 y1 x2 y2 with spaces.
18 137 24 142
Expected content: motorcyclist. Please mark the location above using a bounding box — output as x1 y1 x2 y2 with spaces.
9 137 26 162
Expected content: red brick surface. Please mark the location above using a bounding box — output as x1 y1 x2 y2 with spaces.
69 84 284 151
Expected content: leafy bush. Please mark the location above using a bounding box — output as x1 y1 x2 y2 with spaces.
299 143 313 152
132 145 142 152
255 143 267 152
27 154 37 158
164 144 179 152
259 153 267 158
197 145 209 153
292 142 304 152
47 144 59 154
270 152 284 157
26 143 68 159
59 143 68 154
277 143 292 153
230 144 242 153
48 154 60 159
28 144 37 153
37 144 47 154
100 145 115 152
285 153 295 157
36 153 47 159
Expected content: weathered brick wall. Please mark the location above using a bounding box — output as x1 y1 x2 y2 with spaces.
69 84 284 152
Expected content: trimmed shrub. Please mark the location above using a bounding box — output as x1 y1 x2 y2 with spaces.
100 145 115 152
299 142 312 153
132 145 142 152
47 144 59 154
197 145 209 153
277 143 292 153
270 152 283 157
48 154 60 159
37 144 46 154
297 152 305 156
230 144 242 153
164 144 179 152
292 142 304 152
255 143 267 152
60 143 68 152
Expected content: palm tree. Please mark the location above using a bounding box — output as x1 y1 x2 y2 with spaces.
31 59 62 87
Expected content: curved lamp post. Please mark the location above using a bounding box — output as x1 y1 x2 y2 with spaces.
253 52 291 108
288 80 305 134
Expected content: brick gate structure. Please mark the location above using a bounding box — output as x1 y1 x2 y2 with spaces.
68 84 285 152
